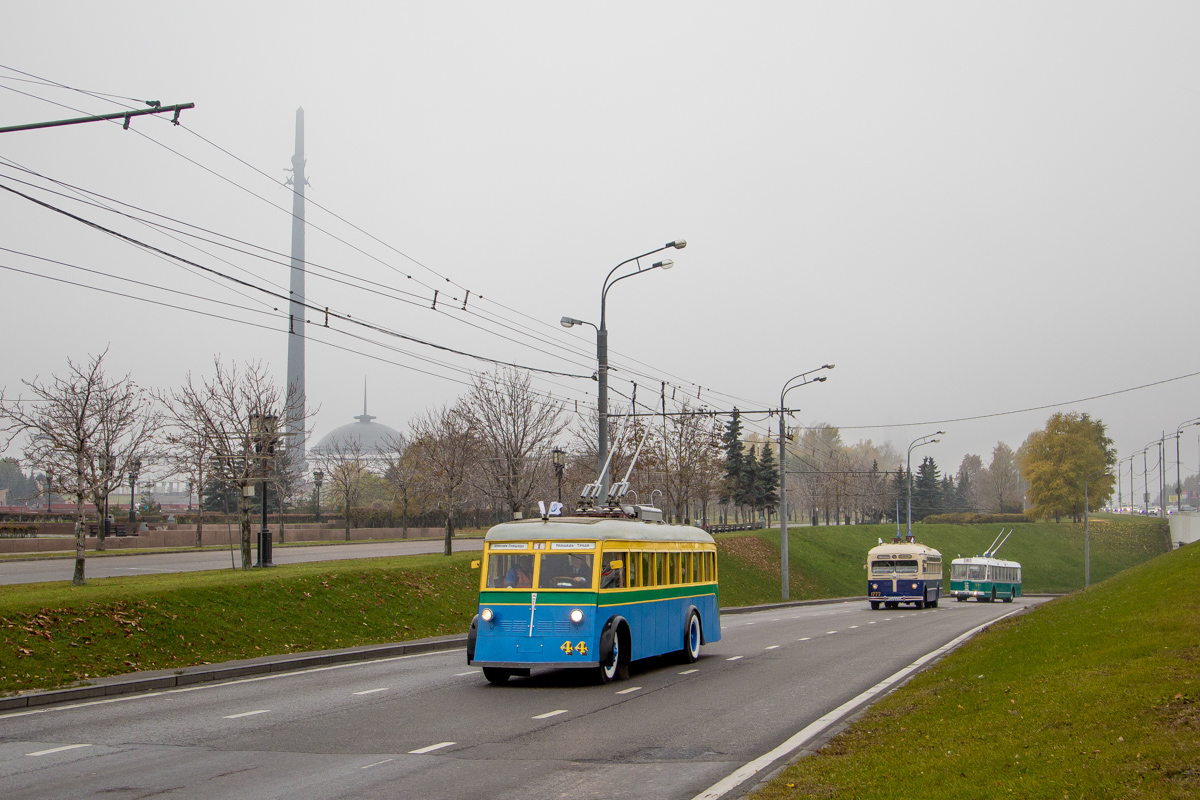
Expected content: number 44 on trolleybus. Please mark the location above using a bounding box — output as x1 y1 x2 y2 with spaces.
467 434 721 685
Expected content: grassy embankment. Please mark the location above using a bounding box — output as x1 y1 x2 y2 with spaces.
0 517 1167 697
718 515 1170 606
749 538 1200 800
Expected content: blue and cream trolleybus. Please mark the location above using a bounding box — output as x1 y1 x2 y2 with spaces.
467 440 721 684
950 529 1022 603
867 533 943 609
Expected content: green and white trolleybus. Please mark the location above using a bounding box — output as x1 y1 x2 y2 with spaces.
950 529 1022 602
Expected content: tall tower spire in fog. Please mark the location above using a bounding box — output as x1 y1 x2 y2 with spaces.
285 107 308 464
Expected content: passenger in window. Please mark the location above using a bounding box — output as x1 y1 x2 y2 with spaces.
504 555 533 588
600 557 624 589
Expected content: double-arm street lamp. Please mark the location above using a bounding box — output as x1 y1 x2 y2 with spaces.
777 364 834 600
1083 468 1111 587
561 239 686 497
1174 418 1200 512
907 432 945 537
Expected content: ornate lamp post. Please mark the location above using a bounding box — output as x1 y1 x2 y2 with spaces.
128 458 141 525
907 432 945 537
561 239 686 497
551 448 565 504
313 470 324 524
777 364 834 600
251 413 279 567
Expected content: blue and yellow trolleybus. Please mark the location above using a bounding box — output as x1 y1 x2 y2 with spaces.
467 444 721 684
866 533 943 609
950 529 1022 602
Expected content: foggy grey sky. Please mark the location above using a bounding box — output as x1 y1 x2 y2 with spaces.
2 2 1198 491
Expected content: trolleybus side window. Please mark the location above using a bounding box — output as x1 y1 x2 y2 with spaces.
600 551 627 589
641 552 655 587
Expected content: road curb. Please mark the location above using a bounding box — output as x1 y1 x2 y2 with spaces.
0 635 468 712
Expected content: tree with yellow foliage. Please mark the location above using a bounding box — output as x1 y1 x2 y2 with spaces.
1018 412 1116 522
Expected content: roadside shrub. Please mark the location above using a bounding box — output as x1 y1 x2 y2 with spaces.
0 522 39 538
921 512 1032 525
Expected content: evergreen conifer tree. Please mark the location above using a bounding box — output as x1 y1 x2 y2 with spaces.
719 409 746 509
756 441 780 518
912 456 942 521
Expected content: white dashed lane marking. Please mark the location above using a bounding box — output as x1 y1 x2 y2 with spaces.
361 758 394 769
27 744 91 757
408 742 455 754
352 688 388 695
615 686 642 695
679 669 699 675
532 709 569 720
798 637 811 641
765 645 780 650
726 656 743 661
224 710 270 719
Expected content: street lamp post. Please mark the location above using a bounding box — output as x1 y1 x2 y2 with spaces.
551 447 565 504
907 432 945 537
1084 469 1111 587
313 470 324 524
44 467 54 514
101 454 113 546
251 413 279 568
1175 418 1200 512
128 458 141 524
777 364 834 600
561 240 686 498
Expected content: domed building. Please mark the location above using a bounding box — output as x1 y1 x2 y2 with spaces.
311 389 402 457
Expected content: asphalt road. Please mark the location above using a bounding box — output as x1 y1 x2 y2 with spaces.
0 539 485 585
0 596 1045 800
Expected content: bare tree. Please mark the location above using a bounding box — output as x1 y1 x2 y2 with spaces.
161 359 307 569
314 436 368 541
0 352 157 584
461 369 567 520
379 432 428 538
664 407 723 523
410 403 477 556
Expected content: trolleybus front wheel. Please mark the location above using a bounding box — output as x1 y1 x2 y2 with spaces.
597 618 630 684
870 601 880 610
682 611 702 664
483 667 511 685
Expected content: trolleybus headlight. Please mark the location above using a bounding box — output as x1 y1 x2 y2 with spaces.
570 608 584 624
480 607 494 622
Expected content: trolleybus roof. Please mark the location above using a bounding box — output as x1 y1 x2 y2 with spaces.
484 517 715 544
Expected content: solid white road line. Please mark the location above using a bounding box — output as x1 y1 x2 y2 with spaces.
361 758 394 769
408 742 455 754
352 688 388 695
27 744 91 757
726 656 743 661
690 608 1024 800
615 687 642 695
531 709 568 719
223 710 270 719
679 669 699 675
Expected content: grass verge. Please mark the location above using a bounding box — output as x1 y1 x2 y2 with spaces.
0 553 478 696
750 541 1200 800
